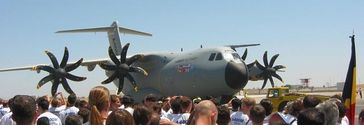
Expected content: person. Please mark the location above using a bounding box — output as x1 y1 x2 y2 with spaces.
36 97 62 125
168 96 192 124
268 112 289 125
144 94 158 109
37 117 50 125
109 94 121 112
315 100 339 125
217 105 231 125
10 95 37 125
230 98 253 125
106 109 135 125
49 92 66 117
59 94 79 124
77 108 90 124
248 104 266 125
231 98 241 113
65 115 82 125
122 95 134 115
0 100 10 119
297 108 325 125
85 86 110 125
133 104 153 125
359 88 363 99
359 109 364 125
303 95 321 109
187 100 218 125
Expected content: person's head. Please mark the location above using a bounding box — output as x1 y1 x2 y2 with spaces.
110 94 121 111
133 104 153 125
249 104 266 125
10 95 37 125
359 109 364 125
297 108 325 125
65 115 82 125
78 108 90 124
50 98 60 107
231 98 241 111
315 100 339 125
303 95 321 108
187 100 218 125
122 95 134 107
37 117 49 125
217 105 230 125
67 94 77 106
36 97 50 113
241 97 256 114
170 96 182 114
259 99 273 116
144 94 158 108
106 110 135 125
286 99 304 117
78 99 89 109
180 96 192 113
88 86 110 125
161 96 171 111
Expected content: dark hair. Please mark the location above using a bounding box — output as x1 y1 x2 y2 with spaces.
231 98 241 110
122 95 134 107
78 108 90 124
303 95 321 108
106 110 135 125
133 104 152 125
259 99 273 116
67 94 77 105
10 95 37 124
217 105 231 125
297 108 325 125
65 115 82 125
180 96 192 112
145 94 158 102
170 97 182 114
37 117 50 125
360 109 364 122
37 97 50 110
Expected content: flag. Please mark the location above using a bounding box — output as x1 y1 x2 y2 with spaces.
342 35 357 125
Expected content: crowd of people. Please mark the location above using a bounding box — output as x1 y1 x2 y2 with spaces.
0 86 364 125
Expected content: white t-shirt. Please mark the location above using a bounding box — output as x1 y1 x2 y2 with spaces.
0 107 10 119
37 112 62 125
230 111 249 125
49 105 66 117
125 107 134 115
59 106 79 124
167 113 190 125
337 116 349 125
161 109 172 118
0 112 16 125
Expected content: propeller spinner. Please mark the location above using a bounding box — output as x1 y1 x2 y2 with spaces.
35 47 86 97
99 43 148 94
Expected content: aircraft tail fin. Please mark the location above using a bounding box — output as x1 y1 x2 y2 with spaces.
56 21 152 55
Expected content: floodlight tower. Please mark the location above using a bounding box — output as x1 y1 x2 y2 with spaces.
300 78 310 88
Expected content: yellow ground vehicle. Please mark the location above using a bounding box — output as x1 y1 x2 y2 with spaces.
267 87 329 111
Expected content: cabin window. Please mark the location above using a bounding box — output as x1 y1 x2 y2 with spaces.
215 53 223 60
208 53 216 61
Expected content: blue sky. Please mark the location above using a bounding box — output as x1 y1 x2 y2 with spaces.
0 1 363 99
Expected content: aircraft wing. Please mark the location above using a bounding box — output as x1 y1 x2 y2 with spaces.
0 58 110 72
227 44 260 50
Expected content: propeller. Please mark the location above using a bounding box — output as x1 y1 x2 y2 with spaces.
99 43 148 94
256 51 285 89
35 47 86 97
241 48 248 61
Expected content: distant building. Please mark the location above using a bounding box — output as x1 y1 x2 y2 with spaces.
337 82 344 91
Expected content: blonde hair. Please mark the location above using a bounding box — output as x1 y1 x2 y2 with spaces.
89 86 110 125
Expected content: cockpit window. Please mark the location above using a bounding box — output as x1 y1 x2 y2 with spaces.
231 53 242 60
209 53 216 61
215 53 223 60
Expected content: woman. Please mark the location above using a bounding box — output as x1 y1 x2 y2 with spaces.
106 110 135 125
85 86 110 125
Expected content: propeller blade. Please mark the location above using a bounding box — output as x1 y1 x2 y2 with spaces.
37 75 55 89
261 78 268 89
129 67 148 76
65 73 86 81
65 58 83 72
37 66 56 73
45 51 60 69
272 73 284 82
246 62 255 69
126 54 143 65
99 63 117 71
108 47 120 66
101 72 118 84
263 51 269 67
269 77 274 87
51 79 60 97
273 65 286 70
117 76 125 95
269 54 279 67
255 61 266 71
60 78 75 95
125 73 138 92
60 47 69 68
241 48 248 61
120 43 130 63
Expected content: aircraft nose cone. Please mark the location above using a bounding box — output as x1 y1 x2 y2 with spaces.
225 62 248 89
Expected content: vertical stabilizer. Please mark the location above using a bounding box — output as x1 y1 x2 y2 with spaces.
56 21 152 55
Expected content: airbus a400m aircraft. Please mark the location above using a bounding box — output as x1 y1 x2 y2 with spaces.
0 21 285 103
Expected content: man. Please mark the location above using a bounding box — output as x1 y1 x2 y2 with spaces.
59 94 79 124
10 95 37 125
36 97 62 125
303 95 321 109
248 104 266 125
230 98 254 125
187 100 218 125
297 108 325 125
